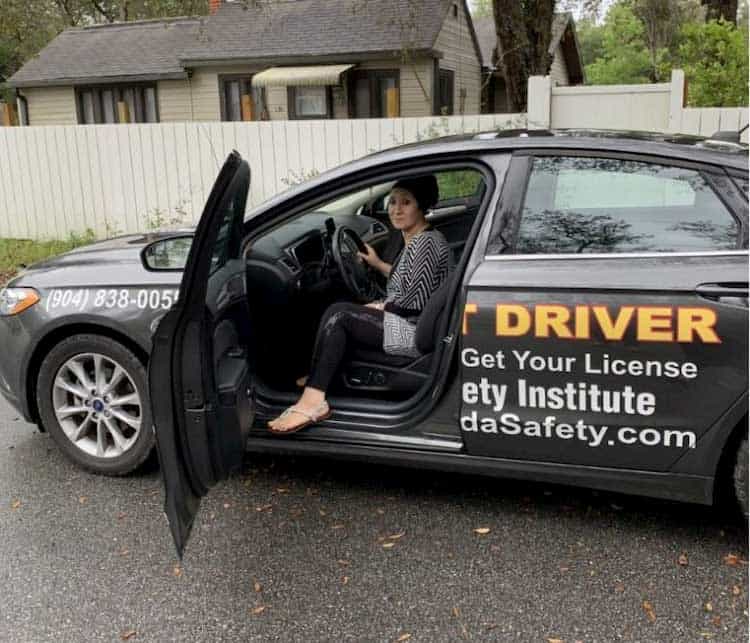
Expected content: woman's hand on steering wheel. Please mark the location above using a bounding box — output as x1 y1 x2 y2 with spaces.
331 226 384 302
358 243 391 277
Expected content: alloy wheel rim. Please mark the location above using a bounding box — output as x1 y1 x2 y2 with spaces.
52 353 142 459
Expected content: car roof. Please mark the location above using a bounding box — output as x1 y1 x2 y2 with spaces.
375 128 749 167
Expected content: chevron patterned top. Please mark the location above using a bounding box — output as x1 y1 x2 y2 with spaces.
382 229 450 357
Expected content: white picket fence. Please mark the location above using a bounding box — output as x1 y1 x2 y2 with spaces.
0 113 526 239
0 69 747 240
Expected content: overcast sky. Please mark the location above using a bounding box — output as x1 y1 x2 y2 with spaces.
467 0 616 23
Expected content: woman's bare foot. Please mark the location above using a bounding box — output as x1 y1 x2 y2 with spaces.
268 387 329 434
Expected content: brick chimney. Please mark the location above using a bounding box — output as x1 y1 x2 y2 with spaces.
209 0 222 14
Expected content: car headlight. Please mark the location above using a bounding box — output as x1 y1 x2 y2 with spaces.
0 288 40 316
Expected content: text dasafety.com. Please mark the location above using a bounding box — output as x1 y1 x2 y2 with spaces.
459 348 699 449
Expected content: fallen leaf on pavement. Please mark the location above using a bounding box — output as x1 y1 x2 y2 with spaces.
614 582 625 593
732 585 741 596
376 508 385 515
559 566 569 573
173 565 182 577
699 632 714 639
705 602 713 612
342 576 349 584
642 600 656 623
452 607 461 618
223 503 230 509
711 615 721 627
117 512 127 520
249 606 267 615
547 638 564 643
331 524 345 530
473 528 491 535
382 542 396 549
678 553 689 566
118 548 130 557
388 532 405 540
255 504 273 512
337 559 350 566
723 553 746 566
120 630 137 640
254 582 262 593
276 487 289 494
79 496 88 504
11 500 21 510
395 634 411 642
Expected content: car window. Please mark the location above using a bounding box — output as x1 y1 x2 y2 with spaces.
516 156 739 254
211 169 249 273
732 175 748 199
436 170 484 202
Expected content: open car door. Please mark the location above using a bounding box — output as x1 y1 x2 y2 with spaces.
149 151 253 557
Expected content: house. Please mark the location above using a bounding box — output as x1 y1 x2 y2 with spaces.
7 0 484 126
473 12 585 113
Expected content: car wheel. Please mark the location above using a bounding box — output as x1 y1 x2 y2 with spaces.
37 334 154 476
733 437 748 519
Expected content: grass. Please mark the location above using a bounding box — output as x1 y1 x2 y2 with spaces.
0 230 96 285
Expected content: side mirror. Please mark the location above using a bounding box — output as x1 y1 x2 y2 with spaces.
142 236 193 271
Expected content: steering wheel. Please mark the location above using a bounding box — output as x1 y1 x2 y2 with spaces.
331 226 382 302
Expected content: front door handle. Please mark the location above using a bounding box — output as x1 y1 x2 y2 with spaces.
695 282 749 307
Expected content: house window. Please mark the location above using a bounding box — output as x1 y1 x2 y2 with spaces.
350 70 399 118
287 86 332 119
438 69 454 115
219 75 265 121
76 84 158 124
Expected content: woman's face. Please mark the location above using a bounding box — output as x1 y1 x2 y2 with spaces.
388 188 425 232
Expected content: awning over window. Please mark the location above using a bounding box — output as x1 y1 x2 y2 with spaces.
251 64 355 88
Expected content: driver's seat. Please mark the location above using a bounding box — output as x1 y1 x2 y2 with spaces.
339 277 454 395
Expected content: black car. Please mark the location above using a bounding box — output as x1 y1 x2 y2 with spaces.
2 130 747 556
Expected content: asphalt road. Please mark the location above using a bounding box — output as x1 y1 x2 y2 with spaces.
1 397 747 643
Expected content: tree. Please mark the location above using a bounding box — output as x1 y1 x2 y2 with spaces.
584 3 654 84
701 0 738 23
632 0 703 81
492 0 556 111
679 18 749 105
0 1 209 81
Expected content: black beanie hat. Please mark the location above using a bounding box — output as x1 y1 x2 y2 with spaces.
392 175 439 212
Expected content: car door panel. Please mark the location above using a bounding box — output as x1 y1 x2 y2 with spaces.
460 151 748 475
462 254 748 472
150 152 253 557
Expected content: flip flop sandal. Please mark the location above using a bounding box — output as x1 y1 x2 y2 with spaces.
267 403 331 435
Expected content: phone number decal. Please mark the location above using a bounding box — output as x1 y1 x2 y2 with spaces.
46 288 180 312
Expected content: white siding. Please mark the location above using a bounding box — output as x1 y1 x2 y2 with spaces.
359 58 434 118
157 79 193 122
549 44 569 86
266 86 289 120
23 87 77 126
434 1 482 114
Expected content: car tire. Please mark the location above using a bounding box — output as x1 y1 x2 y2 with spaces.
733 436 748 520
37 334 154 476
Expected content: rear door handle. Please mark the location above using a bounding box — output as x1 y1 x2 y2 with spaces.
695 282 749 306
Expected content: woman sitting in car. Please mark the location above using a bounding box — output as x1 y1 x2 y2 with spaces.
268 174 450 434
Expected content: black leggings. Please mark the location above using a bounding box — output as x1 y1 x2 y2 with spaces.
306 302 384 392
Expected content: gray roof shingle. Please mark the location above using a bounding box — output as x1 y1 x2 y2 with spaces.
9 17 202 87
10 0 463 87
181 0 452 62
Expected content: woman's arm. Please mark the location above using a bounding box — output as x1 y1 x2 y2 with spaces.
358 243 391 277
